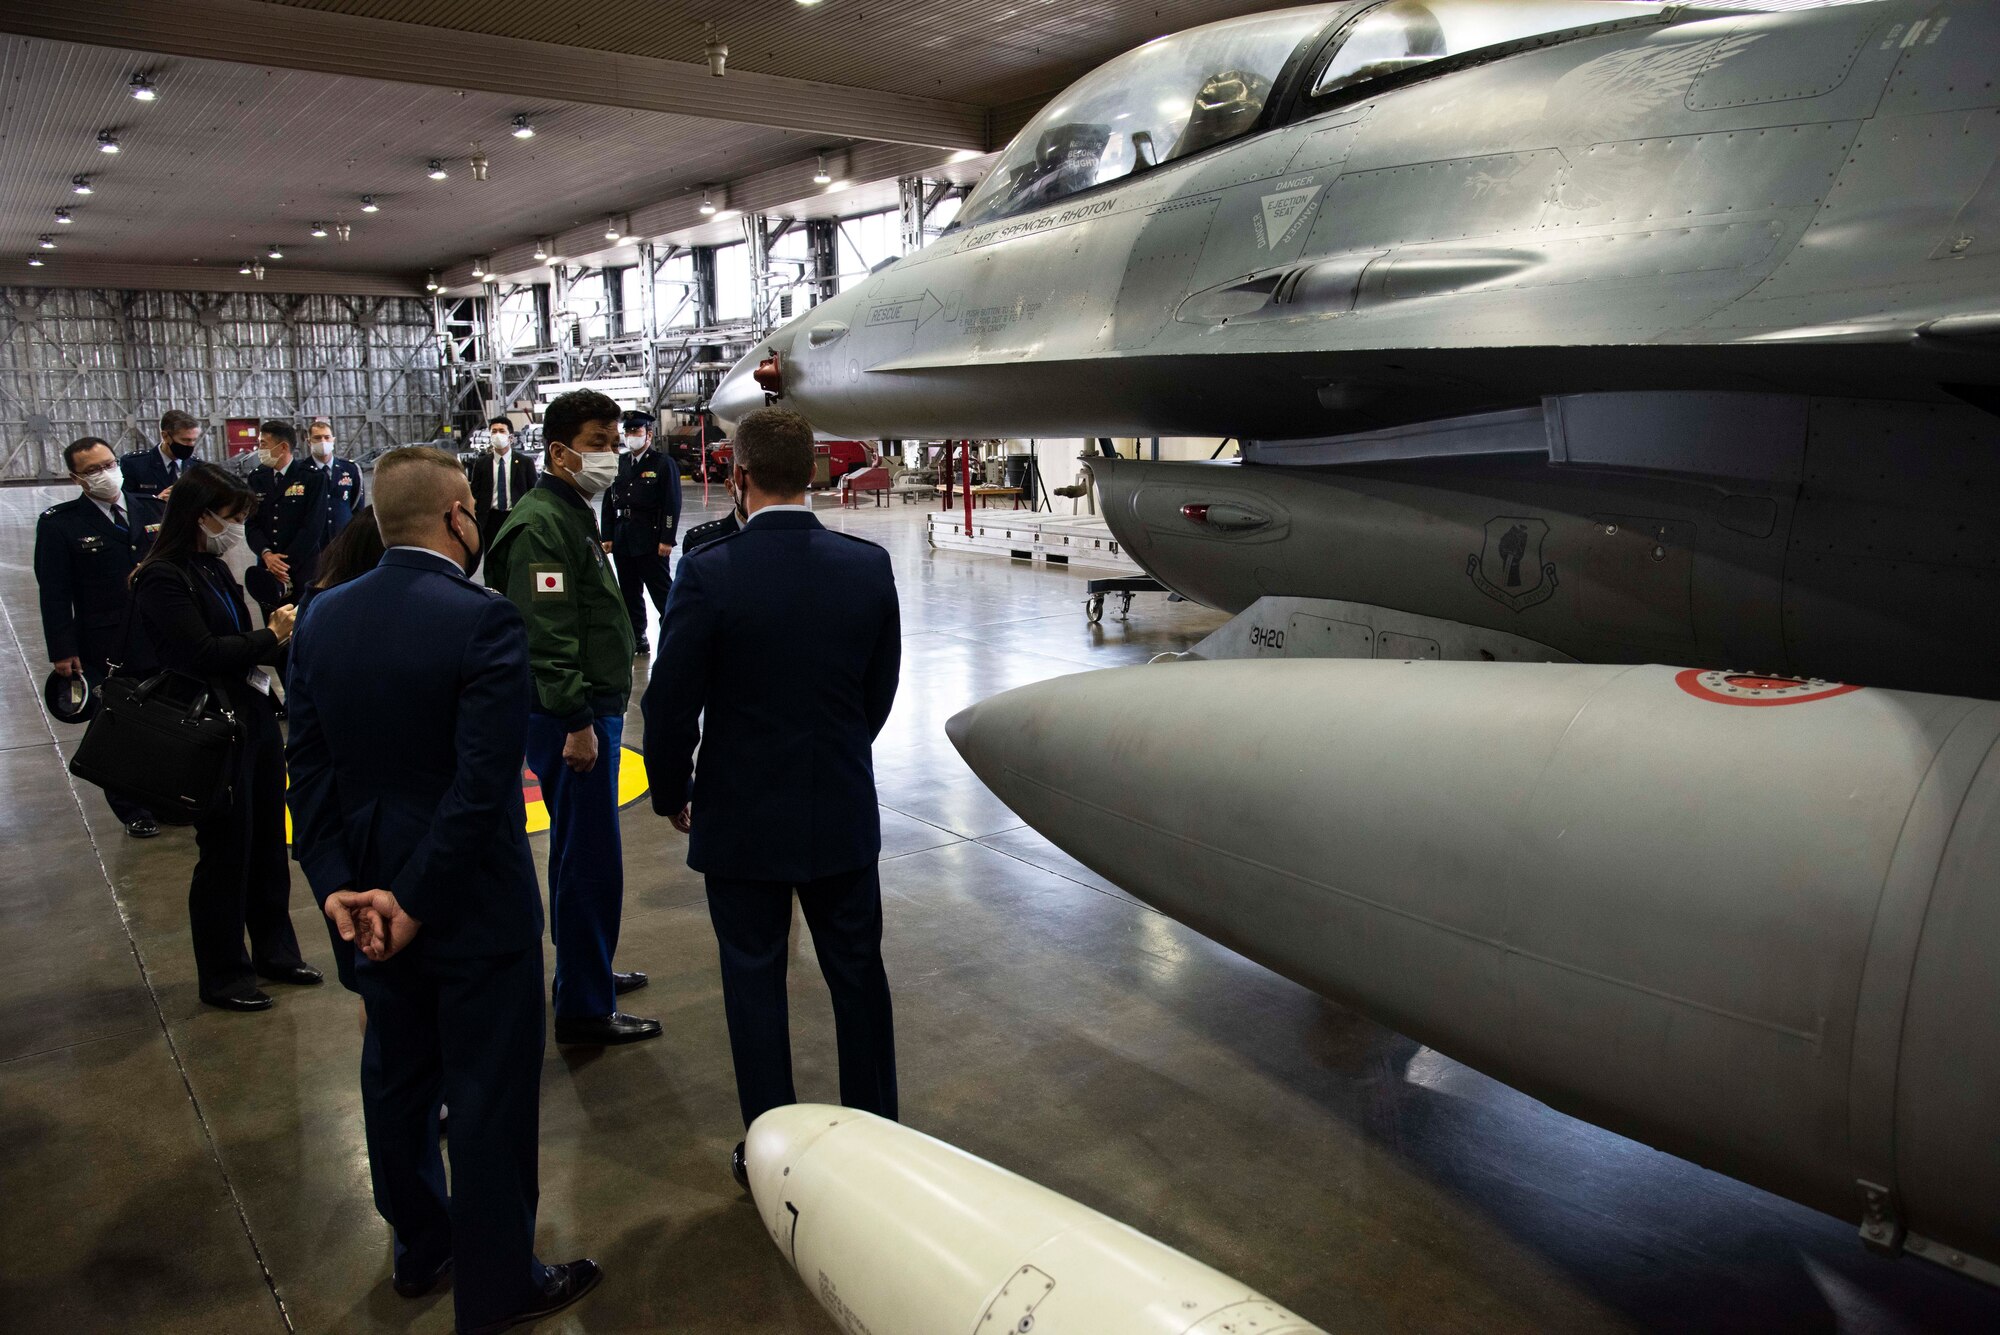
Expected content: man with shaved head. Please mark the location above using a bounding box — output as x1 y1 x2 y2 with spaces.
287 446 602 1332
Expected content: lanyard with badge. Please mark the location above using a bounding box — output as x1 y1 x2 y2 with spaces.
194 561 274 695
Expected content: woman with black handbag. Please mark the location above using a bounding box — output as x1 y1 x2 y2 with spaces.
132 463 322 1011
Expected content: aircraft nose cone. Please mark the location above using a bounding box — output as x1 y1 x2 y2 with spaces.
944 703 976 761
710 354 764 433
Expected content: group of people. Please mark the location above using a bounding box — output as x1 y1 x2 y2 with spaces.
34 394 904 1335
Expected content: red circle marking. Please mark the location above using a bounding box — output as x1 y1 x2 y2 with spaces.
521 763 543 806
1675 668 1863 707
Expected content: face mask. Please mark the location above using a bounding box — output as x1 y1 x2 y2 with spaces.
310 438 334 462
446 504 480 576
256 446 281 469
203 516 245 555
81 466 124 502
168 439 196 460
729 475 749 521
623 433 647 453
490 434 511 453
564 446 620 498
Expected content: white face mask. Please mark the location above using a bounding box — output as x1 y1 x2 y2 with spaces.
310 437 335 462
256 446 281 469
203 515 246 555
490 433 511 453
81 466 124 502
565 447 620 498
623 433 647 453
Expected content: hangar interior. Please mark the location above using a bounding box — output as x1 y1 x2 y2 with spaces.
4 1 1998 1333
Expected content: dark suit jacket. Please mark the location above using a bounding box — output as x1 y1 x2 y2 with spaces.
131 555 284 714
34 494 161 665
286 548 542 960
641 511 901 882
120 446 187 505
467 453 538 530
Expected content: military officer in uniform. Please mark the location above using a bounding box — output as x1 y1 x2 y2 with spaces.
487 389 660 1048
122 408 204 505
305 417 365 534
680 491 745 557
35 436 163 837
248 419 334 601
600 411 682 653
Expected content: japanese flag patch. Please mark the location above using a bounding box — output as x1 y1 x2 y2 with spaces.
530 565 567 599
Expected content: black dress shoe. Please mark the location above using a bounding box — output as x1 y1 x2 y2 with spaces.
125 817 160 839
459 1258 602 1335
201 989 273 1012
730 1141 749 1192
257 963 325 986
612 970 649 995
633 637 651 655
553 1012 662 1046
392 1254 453 1298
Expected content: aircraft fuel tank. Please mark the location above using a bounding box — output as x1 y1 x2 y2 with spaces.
946 660 2000 1285
744 1103 1329 1334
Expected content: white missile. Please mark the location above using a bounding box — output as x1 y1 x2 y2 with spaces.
744 1103 1330 1334
945 660 2000 1287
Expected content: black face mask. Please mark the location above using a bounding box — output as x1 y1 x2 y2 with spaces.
730 472 749 522
167 439 196 460
446 505 480 576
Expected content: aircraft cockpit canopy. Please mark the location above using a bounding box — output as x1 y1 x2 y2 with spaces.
958 5 1336 229
1312 1 1667 98
957 0 1677 232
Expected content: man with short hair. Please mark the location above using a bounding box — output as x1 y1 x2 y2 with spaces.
247 419 333 599
305 417 365 536
600 410 682 653
642 406 902 1188
35 436 162 837
122 408 203 504
468 417 537 561
487 390 659 1047
288 446 602 1334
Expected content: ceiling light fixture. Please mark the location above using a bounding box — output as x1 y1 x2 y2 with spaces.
703 23 728 77
470 256 488 279
798 0 825 6
360 194 379 213
72 175 93 195
28 256 45 267
427 159 449 180
699 188 717 215
54 208 72 225
424 271 440 292
309 222 328 238
129 73 157 101
38 234 56 250
334 221 351 242
813 154 831 185
533 238 549 261
511 114 535 139
468 145 489 182
266 243 284 259
253 263 266 281
604 216 621 241
97 131 120 154
239 261 254 275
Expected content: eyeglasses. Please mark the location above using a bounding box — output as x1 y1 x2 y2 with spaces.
74 460 120 478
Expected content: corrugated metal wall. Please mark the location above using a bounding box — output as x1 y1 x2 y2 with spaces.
0 287 443 480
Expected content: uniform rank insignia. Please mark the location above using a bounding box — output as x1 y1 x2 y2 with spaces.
531 566 567 598
285 484 306 497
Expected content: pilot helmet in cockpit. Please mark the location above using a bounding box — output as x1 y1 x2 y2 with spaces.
1173 68 1276 160
1007 121 1114 211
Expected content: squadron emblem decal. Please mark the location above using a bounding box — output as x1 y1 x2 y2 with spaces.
1467 516 1558 612
1675 670 1862 707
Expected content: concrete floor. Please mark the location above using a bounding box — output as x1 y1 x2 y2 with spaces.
3 483 1997 1335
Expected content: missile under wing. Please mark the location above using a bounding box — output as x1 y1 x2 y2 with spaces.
715 0 2000 440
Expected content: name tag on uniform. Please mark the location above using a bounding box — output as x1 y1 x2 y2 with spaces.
285 483 305 497
531 566 567 598
78 536 106 552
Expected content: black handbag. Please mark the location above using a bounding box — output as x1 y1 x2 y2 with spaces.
67 564 243 820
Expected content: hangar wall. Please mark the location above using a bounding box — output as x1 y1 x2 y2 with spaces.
0 287 445 482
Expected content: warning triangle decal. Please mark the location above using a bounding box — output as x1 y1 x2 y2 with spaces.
1259 186 1319 249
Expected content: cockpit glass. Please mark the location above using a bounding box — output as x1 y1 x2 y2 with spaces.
1312 0 1666 99
958 6 1337 231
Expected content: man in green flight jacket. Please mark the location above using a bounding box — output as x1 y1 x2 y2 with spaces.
488 389 660 1047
